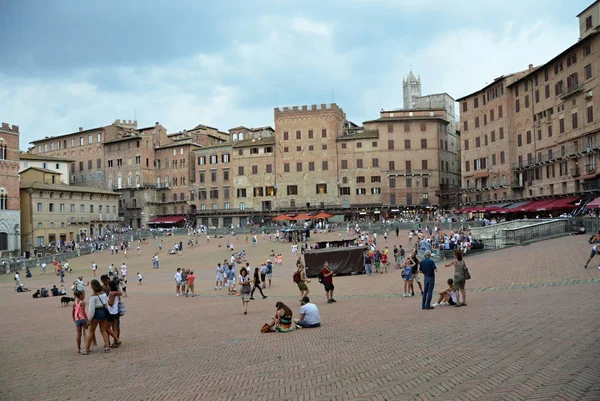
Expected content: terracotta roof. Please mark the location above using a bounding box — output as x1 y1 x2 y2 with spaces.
29 126 108 144
232 137 276 148
19 153 73 162
103 135 142 145
336 130 379 141
507 33 599 88
20 182 120 196
20 166 63 175
362 116 450 124
154 142 203 150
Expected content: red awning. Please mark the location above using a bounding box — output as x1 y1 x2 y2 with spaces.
544 197 580 211
148 216 185 224
473 171 490 178
587 196 600 209
521 199 556 212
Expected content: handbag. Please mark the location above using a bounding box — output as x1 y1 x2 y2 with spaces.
118 299 126 316
463 264 471 280
260 323 276 333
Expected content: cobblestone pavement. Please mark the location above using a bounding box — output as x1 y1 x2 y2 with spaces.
1 234 599 401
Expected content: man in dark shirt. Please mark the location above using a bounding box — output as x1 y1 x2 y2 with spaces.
418 251 437 310
321 262 336 303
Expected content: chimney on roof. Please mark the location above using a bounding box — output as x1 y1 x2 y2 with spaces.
79 127 83 132
528 64 533 71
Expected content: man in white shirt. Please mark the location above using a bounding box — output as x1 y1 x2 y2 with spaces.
174 268 183 296
294 296 321 328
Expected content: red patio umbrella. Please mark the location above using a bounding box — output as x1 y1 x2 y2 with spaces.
312 212 333 219
272 215 294 221
294 213 313 220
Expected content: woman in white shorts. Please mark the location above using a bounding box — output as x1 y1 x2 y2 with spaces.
215 263 225 290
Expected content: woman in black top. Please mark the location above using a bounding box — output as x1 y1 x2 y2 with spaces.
410 250 424 296
250 267 267 300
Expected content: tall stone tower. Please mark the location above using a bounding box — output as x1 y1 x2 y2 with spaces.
402 70 421 109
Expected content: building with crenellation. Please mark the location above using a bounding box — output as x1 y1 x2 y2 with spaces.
27 73 460 228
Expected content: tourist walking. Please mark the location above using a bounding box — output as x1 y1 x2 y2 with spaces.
419 251 437 310
295 263 310 301
215 263 225 290
250 267 268 300
266 259 273 287
321 262 336 303
239 268 252 314
445 250 468 306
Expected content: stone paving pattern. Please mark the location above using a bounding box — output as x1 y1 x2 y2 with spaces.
0 233 599 401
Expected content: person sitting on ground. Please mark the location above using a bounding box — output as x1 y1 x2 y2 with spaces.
432 279 457 307
40 287 49 297
60 285 67 295
294 296 321 329
32 289 41 297
51 285 59 296
265 302 294 333
17 283 31 293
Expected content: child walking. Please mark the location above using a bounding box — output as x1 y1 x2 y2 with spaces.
72 290 89 354
137 272 143 285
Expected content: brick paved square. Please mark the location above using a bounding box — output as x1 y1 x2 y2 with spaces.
0 233 599 401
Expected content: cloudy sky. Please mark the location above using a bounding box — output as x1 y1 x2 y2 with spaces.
0 0 591 147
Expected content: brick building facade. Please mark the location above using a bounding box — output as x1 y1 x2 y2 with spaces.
20 168 120 253
0 123 21 256
458 2 600 206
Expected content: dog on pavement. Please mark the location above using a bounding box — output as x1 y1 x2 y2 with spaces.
61 297 75 307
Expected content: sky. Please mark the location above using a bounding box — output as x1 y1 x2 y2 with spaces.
0 0 592 148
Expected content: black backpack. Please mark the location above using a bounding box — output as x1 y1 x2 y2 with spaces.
318 271 325 284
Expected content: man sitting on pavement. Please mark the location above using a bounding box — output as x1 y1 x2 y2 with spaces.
294 296 321 329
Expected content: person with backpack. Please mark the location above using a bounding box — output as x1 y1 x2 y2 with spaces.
294 264 310 301
321 262 336 304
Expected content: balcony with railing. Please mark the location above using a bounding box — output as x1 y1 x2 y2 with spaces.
571 167 581 177
583 180 600 191
155 183 171 190
386 169 432 177
435 185 461 196
513 142 599 171
511 180 525 189
560 83 583 99
111 182 157 191
585 164 597 175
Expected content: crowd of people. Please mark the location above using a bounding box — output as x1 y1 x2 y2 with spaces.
9 221 478 352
